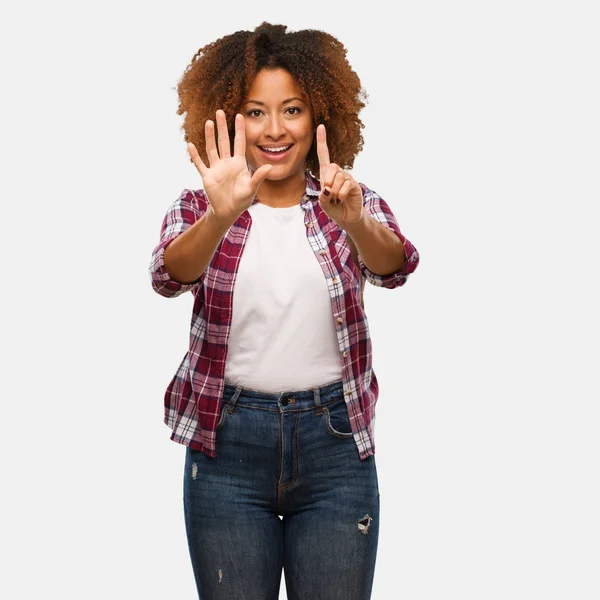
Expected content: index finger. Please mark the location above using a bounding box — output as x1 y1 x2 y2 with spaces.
233 113 246 157
316 124 330 169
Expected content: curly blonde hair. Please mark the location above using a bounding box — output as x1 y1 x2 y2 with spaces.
175 21 369 178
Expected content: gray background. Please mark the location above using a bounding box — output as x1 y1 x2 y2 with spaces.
1 1 598 598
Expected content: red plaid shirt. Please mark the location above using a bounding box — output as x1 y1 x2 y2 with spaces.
149 170 419 459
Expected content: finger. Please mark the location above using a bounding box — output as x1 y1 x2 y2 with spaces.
187 142 208 178
205 119 220 166
337 177 353 203
322 171 348 205
316 124 330 173
250 164 273 191
233 113 246 157
328 170 347 202
216 109 231 159
322 164 342 193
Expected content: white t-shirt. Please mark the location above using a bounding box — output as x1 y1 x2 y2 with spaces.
224 201 343 393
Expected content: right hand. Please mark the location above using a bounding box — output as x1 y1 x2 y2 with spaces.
187 109 273 226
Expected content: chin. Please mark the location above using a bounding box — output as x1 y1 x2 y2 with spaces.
252 164 294 179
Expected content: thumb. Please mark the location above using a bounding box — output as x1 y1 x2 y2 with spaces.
250 164 273 192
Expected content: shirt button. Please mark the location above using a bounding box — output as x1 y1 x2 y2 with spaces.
345 390 352 396
336 317 343 324
342 350 348 357
306 221 313 228
332 276 338 283
319 249 327 255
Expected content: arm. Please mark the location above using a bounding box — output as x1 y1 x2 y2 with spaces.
342 184 420 289
148 189 231 298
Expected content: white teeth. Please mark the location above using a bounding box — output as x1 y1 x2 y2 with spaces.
261 145 291 153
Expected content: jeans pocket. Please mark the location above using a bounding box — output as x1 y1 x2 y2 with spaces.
322 397 354 439
216 400 229 430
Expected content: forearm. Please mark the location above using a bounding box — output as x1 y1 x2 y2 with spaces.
163 208 233 284
342 212 406 276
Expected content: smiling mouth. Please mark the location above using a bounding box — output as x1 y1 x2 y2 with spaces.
257 144 294 160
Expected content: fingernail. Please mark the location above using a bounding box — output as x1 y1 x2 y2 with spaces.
323 188 330 196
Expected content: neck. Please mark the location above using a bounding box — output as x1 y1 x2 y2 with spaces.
256 170 306 208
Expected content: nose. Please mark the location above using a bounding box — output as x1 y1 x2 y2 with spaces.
264 114 286 140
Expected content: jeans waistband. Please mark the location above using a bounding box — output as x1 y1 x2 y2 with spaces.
222 379 344 411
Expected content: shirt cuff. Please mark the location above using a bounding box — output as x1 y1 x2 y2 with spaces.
149 235 204 298
360 231 420 289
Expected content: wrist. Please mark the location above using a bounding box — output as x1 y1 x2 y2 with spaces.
207 205 238 231
340 209 368 235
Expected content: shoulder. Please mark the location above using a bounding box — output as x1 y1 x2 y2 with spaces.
355 182 401 231
170 188 209 216
190 188 209 210
357 182 380 204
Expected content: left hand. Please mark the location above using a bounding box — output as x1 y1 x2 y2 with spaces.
316 124 364 226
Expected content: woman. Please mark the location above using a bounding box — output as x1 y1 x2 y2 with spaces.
149 21 420 600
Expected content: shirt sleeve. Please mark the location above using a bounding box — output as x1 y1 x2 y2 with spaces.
358 183 420 289
149 189 207 298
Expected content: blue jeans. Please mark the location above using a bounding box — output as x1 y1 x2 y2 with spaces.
183 379 380 600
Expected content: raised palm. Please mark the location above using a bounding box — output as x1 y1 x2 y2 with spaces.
187 109 272 225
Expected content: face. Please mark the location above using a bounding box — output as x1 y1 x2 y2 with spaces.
242 68 315 179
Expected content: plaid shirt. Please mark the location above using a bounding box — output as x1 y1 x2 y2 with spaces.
149 170 419 460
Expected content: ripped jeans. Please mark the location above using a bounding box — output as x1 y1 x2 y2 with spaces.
183 379 380 600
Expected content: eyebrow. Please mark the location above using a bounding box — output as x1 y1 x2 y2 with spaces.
243 97 305 106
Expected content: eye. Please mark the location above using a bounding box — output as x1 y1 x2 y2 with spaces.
246 107 302 118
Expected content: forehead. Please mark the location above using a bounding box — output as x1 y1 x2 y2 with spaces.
245 68 306 103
